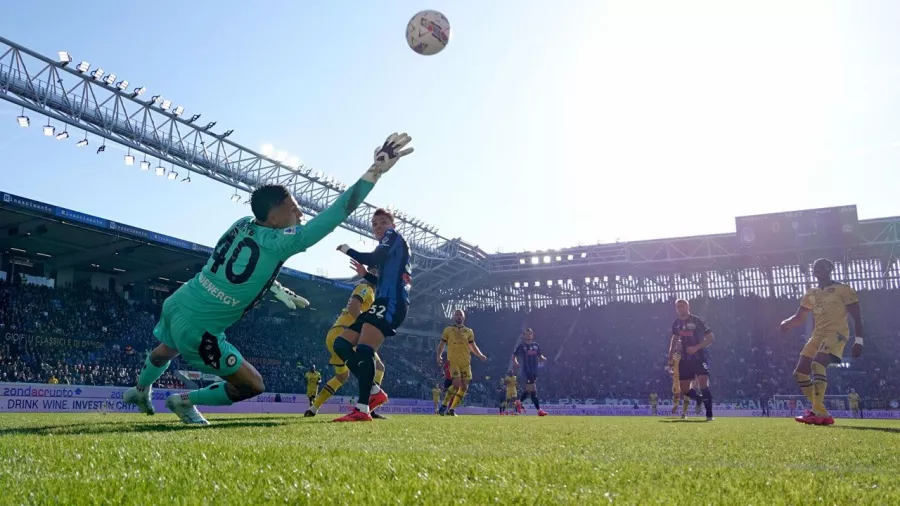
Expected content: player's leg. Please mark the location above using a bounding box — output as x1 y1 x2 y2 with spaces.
449 369 471 412
793 337 820 409
697 374 713 420
124 343 180 415
526 374 546 415
309 327 353 416
440 378 456 415
124 310 182 415
810 351 839 424
370 354 389 419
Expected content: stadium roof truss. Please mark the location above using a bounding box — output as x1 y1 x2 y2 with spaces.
0 37 497 306
4 38 900 315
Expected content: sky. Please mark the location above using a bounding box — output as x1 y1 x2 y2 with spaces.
1 0 899 280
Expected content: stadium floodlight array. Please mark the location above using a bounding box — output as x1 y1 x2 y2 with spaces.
1 37 495 311
0 36 454 262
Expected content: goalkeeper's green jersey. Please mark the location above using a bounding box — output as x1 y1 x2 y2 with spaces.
167 179 374 335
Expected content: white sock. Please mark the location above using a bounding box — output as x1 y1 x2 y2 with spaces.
370 384 381 395
356 403 370 413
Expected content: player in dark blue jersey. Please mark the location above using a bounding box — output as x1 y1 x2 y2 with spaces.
513 328 548 416
332 207 411 422
667 299 716 421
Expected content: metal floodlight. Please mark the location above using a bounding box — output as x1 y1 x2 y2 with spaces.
181 175 191 184
167 171 178 180
55 131 69 140
16 115 29 127
188 114 201 123
150 95 161 104
91 68 104 80
116 80 129 91
124 154 135 165
139 160 150 171
42 124 55 136
104 74 116 85
97 144 106 154
131 86 146 97
230 193 241 203
76 138 88 148
160 100 172 111
172 105 184 116
58 52 73 66
155 165 165 176
75 61 90 73
203 121 216 130
222 129 233 138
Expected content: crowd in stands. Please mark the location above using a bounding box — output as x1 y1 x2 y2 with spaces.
1 277 899 409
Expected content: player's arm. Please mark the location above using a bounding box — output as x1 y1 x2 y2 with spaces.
468 341 487 361
272 134 413 258
511 344 523 368
339 229 398 267
845 286 865 357
350 259 379 285
436 331 448 365
666 335 678 365
780 293 812 331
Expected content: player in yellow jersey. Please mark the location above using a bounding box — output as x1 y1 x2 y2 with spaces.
848 389 861 418
780 258 865 426
649 392 658 415
305 269 377 417
436 309 487 416
432 384 442 414
503 370 518 415
304 366 321 405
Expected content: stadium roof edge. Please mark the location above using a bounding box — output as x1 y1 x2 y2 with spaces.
0 190 353 292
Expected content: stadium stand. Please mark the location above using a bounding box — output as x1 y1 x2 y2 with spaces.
2 190 900 411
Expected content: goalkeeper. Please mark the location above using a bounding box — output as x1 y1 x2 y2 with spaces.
123 133 414 425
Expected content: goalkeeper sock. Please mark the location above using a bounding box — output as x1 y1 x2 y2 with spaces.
530 392 541 410
811 361 829 416
353 345 376 413
188 382 234 406
792 370 815 406
442 386 457 407
701 388 713 417
137 355 170 390
312 377 345 411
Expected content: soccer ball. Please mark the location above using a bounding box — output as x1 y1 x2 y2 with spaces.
406 10 451 56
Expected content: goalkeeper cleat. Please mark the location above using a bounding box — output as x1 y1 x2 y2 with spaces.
123 387 155 415
165 394 209 425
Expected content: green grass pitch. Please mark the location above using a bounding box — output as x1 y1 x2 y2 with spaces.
0 413 897 505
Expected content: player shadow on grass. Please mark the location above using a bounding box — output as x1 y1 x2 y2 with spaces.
0 419 286 437
834 425 900 435
658 418 707 423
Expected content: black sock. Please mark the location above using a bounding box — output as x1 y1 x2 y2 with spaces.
354 344 376 409
530 392 540 410
333 337 358 374
701 388 713 417
520 391 529 402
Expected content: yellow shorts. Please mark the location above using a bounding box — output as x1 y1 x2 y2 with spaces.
506 390 517 400
306 388 317 397
449 363 472 380
800 331 848 360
